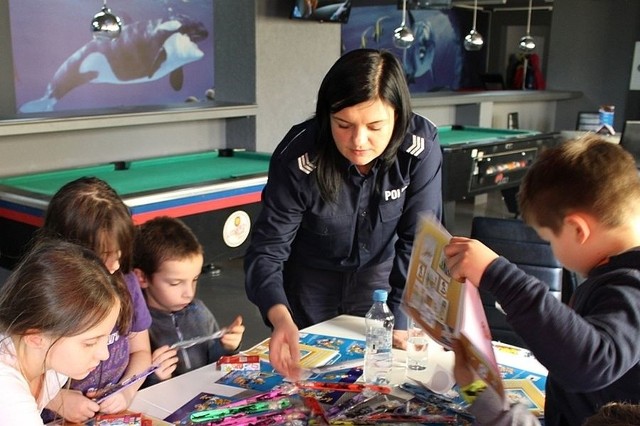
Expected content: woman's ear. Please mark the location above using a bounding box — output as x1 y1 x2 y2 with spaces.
564 213 591 245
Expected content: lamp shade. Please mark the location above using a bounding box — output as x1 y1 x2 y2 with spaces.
91 6 122 39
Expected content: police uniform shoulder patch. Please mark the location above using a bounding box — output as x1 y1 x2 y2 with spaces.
297 152 316 174
406 134 425 157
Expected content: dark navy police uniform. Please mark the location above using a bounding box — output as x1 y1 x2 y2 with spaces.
244 113 442 329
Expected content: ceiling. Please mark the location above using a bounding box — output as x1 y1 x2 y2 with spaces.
466 0 554 11
356 0 553 11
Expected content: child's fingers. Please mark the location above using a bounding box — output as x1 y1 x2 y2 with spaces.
152 345 178 365
228 315 243 328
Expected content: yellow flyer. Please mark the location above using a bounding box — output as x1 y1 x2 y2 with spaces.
402 213 504 397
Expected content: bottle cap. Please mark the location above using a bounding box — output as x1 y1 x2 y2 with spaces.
373 289 388 302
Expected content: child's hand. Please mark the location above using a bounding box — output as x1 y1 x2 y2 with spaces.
98 389 131 415
443 237 499 286
54 389 100 423
221 315 245 352
451 339 477 387
151 345 179 382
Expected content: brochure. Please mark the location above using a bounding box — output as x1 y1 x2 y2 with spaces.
449 343 548 418
401 213 504 397
243 332 365 370
216 333 366 405
495 341 548 418
164 392 238 424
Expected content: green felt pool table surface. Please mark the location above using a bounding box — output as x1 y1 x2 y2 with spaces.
437 125 539 146
0 151 271 197
0 127 539 198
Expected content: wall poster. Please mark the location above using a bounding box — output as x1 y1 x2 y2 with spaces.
9 0 214 115
342 5 488 93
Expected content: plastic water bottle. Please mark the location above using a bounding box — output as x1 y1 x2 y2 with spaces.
364 289 394 385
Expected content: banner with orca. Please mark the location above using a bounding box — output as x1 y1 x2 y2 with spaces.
341 4 489 93
9 0 214 114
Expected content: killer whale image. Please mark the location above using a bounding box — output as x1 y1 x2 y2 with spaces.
342 5 466 93
19 15 208 113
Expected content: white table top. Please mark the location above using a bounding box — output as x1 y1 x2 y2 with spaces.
130 314 545 421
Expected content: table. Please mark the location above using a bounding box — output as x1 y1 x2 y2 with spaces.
130 314 547 422
0 149 270 269
438 125 561 223
129 314 456 421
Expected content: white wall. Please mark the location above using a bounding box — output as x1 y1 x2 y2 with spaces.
547 0 640 130
0 118 226 176
255 1 341 153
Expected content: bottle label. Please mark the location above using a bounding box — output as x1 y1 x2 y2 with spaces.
599 106 614 127
367 328 392 351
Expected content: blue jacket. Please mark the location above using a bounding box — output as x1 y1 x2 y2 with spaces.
244 113 443 327
484 249 640 425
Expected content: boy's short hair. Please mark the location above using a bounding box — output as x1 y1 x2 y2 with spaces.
133 216 204 277
582 401 640 426
519 135 640 233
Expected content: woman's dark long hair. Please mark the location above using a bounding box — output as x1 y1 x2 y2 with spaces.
314 48 413 203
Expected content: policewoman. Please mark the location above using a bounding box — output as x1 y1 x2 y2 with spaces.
244 49 443 378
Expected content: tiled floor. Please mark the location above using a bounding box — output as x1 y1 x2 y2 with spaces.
0 191 515 350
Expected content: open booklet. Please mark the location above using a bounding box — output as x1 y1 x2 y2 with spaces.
243 332 365 370
401 213 504 398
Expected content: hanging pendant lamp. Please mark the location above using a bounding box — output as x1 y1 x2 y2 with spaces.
91 0 123 39
393 0 414 49
518 0 535 52
464 0 483 51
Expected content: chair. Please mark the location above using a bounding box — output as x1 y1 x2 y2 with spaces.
575 111 600 132
470 216 577 348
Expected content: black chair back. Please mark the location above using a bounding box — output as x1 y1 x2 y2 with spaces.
470 216 576 348
575 111 600 132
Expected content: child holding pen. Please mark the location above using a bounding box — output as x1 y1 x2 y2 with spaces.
133 216 244 386
0 240 122 424
38 177 152 423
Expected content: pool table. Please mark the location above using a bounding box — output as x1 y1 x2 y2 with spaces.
0 126 561 269
0 149 270 269
438 125 562 224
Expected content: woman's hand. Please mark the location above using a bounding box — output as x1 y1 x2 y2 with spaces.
221 315 245 352
392 329 409 350
267 304 301 380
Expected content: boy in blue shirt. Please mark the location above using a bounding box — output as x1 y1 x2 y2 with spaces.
444 135 640 425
